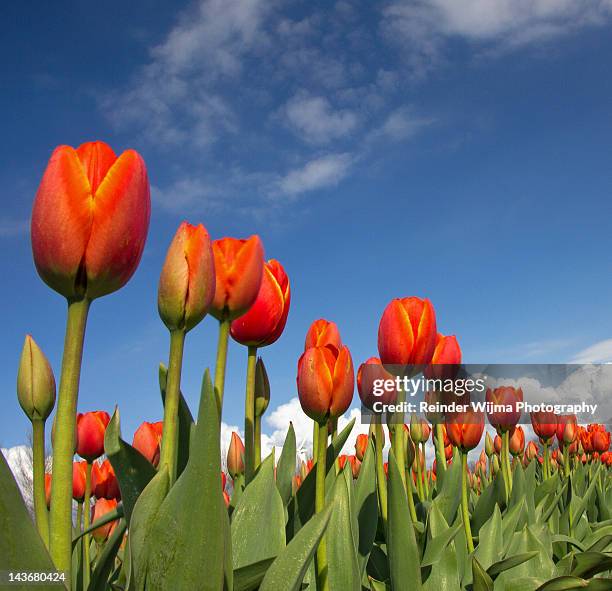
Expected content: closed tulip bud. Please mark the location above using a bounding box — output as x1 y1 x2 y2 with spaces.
297 343 354 423
91 459 121 500
444 444 453 461
509 426 525 456
349 455 361 478
409 414 430 444
231 259 290 347
357 357 396 409
17 335 56 421
91 498 118 543
530 411 557 443
31 141 150 300
355 434 369 461
158 222 215 332
254 358 270 417
227 432 245 479
304 319 342 350
486 387 523 433
210 236 264 321
446 409 485 452
485 432 494 457
556 414 578 446
337 455 349 470
424 333 462 379
405 426 416 468
221 471 227 492
72 460 87 501
45 473 52 508
76 411 110 461
491 454 500 475
377 297 437 366
526 440 538 461
494 435 502 454
132 421 163 466
292 474 302 494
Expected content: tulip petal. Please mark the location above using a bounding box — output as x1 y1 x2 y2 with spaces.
297 348 334 422
330 345 355 418
378 299 414 365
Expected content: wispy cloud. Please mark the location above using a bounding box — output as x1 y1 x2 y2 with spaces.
571 339 612 364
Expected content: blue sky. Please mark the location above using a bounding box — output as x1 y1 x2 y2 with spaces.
2 0 612 452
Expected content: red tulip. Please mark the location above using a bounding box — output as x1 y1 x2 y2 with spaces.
355 434 369 461
72 461 87 501
91 459 120 500
590 424 610 453
348 455 361 478
509 426 525 456
486 387 523 433
377 297 437 366
158 222 215 332
227 432 245 479
221 471 227 492
132 421 163 466
338 455 349 470
556 414 578 446
579 427 593 453
357 357 396 409
494 434 502 454
425 333 461 379
304 319 342 350
446 409 485 452
76 411 111 461
530 411 557 442
31 141 150 300
230 259 290 347
45 473 52 509
210 236 264 321
91 498 118 543
297 343 354 423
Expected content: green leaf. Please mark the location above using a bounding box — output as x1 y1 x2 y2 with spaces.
144 369 229 590
327 467 361 591
104 409 156 524
259 502 334 591
486 551 538 578
569 551 612 579
231 452 286 569
233 557 276 591
88 519 127 591
0 451 56 588
535 576 590 590
472 471 505 535
433 447 462 526
421 519 462 567
551 535 586 552
387 450 422 590
502 499 526 553
472 557 494 591
422 502 460 591
474 504 503 570
276 423 296 507
159 362 194 479
73 504 124 543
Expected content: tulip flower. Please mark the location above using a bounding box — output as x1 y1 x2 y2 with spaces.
91 498 119 544
304 319 342 350
494 434 502 454
557 414 578 447
76 411 111 462
348 455 361 479
486 387 523 433
355 434 369 461
72 461 87 502
424 333 462 380
531 411 557 443
590 424 610 453
509 426 525 456
91 460 120 500
45 473 52 509
227 432 245 480
579 428 594 454
133 421 163 466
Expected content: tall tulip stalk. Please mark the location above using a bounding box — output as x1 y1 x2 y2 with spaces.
30 141 150 580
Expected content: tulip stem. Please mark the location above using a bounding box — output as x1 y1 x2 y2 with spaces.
244 345 257 484
313 422 319 464
214 318 231 416
501 431 511 504
435 423 447 473
76 501 83 532
159 329 186 486
391 394 407 492
543 440 550 480
415 446 425 501
461 452 474 553
83 461 92 590
32 418 49 547
315 422 329 591
374 417 388 536
254 414 262 471
421 443 430 498
49 297 90 582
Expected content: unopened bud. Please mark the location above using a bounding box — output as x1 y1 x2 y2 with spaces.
17 335 56 421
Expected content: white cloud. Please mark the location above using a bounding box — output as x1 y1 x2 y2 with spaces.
284 93 359 144
370 107 434 142
276 153 353 196
571 339 612 364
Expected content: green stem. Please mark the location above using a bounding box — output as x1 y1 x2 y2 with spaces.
76 501 83 533
435 423 447 473
391 391 407 491
83 461 92 590
244 345 257 484
32 418 49 547
254 414 262 471
313 422 319 463
374 417 388 536
405 467 418 523
159 329 186 486
461 452 474 553
501 431 511 503
422 442 430 498
563 445 571 479
49 297 90 582
214 318 231 416
315 422 329 591
415 446 425 502
563 444 573 536
543 441 550 480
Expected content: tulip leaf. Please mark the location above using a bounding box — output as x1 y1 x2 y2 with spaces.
72 504 124 543
422 502 460 591
535 576 596 590
486 551 539 578
159 362 194 478
259 501 334 591
474 505 503 571
327 467 361 591
144 369 229 590
231 452 286 570
421 518 462 567
276 422 296 507
569 551 612 579
0 451 57 588
433 447 462 525
387 450 422 590
472 557 494 591
88 518 127 591
233 557 276 591
472 470 505 535
104 408 156 524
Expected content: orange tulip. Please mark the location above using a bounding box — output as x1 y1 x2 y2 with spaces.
45 473 52 509
486 387 523 433
132 421 163 466
76 411 111 461
91 498 118 543
72 461 87 501
304 319 342 350
377 297 437 366
494 434 502 454
91 459 120 500
446 409 485 452
425 333 461 379
509 426 525 456
210 236 264 321
158 222 215 332
31 141 150 300
355 434 369 461
338 455 349 470
556 414 578 446
227 432 245 479
526 441 538 461
230 259 290 347
297 344 354 423
348 455 361 478
530 411 557 442
589 424 610 453
357 356 396 409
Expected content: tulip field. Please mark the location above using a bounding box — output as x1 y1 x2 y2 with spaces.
2 140 612 591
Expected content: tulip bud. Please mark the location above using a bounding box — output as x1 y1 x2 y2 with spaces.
132 421 163 466
31 141 150 300
72 461 87 501
76 411 111 461
45 473 52 509
491 454 500 475
349 455 361 479
409 414 430 444
91 459 121 500
526 441 538 461
494 435 502 454
292 474 302 494
355 434 368 461
485 432 494 457
530 411 557 443
254 358 270 418
297 343 354 423
424 333 462 379
304 319 342 350
509 426 525 456
210 236 264 321
446 409 485 452
157 222 215 332
91 498 118 543
357 357 396 410
230 259 290 347
17 335 56 422
557 415 578 446
227 432 245 479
